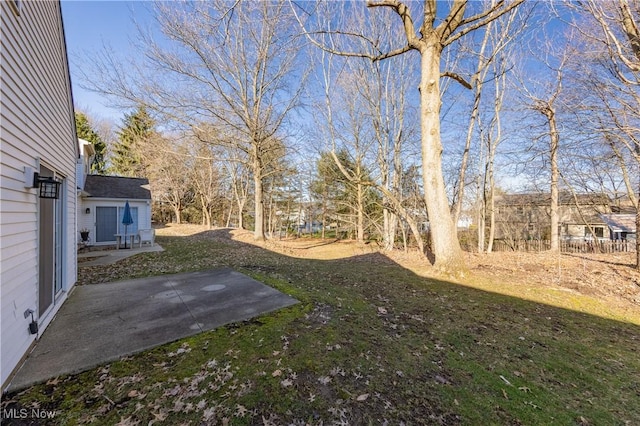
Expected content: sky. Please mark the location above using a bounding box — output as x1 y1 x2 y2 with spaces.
61 0 152 123
59 0 533 193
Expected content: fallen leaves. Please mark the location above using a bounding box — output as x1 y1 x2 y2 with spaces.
499 375 512 386
434 375 451 385
167 343 191 357
318 376 332 385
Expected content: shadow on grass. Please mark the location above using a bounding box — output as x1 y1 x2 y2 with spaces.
563 251 637 268
278 237 341 250
6 228 640 425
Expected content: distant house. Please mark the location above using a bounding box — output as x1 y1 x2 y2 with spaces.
494 193 612 242
1 1 78 389
79 175 152 245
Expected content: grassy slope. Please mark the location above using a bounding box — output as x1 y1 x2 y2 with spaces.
3 227 639 425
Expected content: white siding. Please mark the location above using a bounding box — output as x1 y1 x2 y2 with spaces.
79 199 152 245
1 1 78 388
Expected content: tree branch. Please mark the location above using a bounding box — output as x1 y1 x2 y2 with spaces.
367 0 421 49
436 0 467 41
442 71 472 89
444 0 525 46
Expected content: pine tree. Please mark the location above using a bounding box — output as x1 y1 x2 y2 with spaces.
75 112 107 174
110 106 155 177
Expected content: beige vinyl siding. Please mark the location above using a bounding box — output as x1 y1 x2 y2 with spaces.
1 0 77 388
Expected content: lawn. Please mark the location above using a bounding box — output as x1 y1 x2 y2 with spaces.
3 225 639 425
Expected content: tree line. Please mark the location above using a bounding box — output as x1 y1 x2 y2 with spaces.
75 0 640 270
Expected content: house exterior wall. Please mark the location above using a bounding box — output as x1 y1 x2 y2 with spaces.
79 199 152 245
495 201 610 242
0 0 77 389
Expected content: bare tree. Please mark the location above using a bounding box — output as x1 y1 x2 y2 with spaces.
80 1 305 240
567 0 640 266
452 2 524 239
187 141 225 228
224 158 251 230
313 40 424 249
296 0 524 270
146 137 194 224
516 29 572 253
482 55 509 253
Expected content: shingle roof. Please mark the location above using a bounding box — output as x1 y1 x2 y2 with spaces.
496 192 610 206
84 175 151 200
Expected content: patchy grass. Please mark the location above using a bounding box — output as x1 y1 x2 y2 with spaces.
3 225 639 425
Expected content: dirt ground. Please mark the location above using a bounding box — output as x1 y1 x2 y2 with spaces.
466 250 640 304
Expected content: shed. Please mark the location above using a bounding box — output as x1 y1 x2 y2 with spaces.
80 175 152 245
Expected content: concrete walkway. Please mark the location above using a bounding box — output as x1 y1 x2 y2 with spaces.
7 268 298 392
78 244 165 267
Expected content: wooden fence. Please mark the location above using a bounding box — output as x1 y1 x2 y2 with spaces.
491 239 637 253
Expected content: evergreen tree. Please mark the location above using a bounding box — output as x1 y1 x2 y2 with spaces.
111 106 155 177
75 112 107 174
313 150 381 240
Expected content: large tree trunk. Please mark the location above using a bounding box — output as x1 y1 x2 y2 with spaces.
618 0 640 268
636 181 640 269
268 189 275 238
381 162 393 249
549 110 560 252
321 189 327 239
201 195 212 228
173 205 182 224
237 204 244 229
253 169 265 240
420 42 463 269
486 157 496 253
235 195 246 229
383 209 398 250
226 201 233 228
356 181 364 242
477 186 486 253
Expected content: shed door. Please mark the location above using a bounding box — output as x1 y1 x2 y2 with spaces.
96 207 118 242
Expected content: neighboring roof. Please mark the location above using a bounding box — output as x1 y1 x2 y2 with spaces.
600 214 637 233
83 175 151 200
496 192 611 206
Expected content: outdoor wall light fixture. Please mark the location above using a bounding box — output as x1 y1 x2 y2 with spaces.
85 207 91 214
24 166 61 199
33 173 61 199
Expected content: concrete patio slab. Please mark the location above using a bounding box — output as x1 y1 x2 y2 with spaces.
7 268 298 392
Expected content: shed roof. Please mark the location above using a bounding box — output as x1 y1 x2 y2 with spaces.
83 175 151 200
